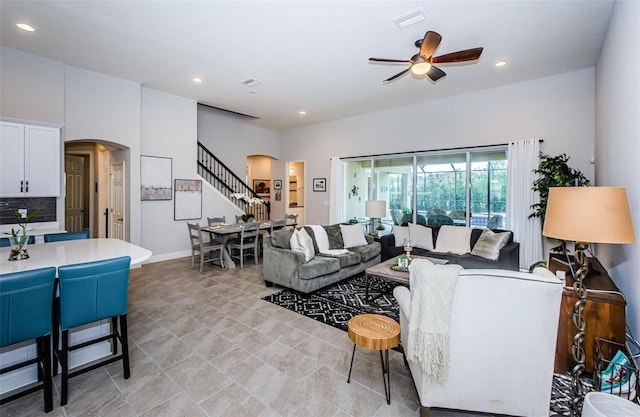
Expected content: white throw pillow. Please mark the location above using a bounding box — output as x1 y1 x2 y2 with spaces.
392 225 410 247
435 226 472 255
471 228 511 260
289 229 302 252
339 223 368 248
296 227 316 262
408 223 433 250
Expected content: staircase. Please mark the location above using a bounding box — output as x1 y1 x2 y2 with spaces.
197 141 270 221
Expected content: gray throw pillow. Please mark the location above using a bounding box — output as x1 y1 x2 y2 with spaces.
471 229 511 260
323 224 344 249
271 228 293 249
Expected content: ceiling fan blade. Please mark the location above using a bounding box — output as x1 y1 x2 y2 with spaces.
384 68 410 83
369 57 411 63
419 31 442 60
426 65 446 82
432 47 483 64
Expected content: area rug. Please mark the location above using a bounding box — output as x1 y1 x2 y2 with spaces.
262 274 594 416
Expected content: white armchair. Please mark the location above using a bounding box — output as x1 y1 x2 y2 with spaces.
393 267 563 417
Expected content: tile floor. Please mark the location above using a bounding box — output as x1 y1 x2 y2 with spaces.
3 258 508 417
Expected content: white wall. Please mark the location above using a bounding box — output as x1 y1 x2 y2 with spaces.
280 69 596 226
0 47 64 125
64 65 142 244
595 0 640 343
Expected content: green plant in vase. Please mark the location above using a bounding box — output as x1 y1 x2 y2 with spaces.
4 209 39 261
376 223 385 236
241 213 255 223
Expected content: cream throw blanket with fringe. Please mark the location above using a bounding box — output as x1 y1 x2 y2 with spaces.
308 225 349 256
406 258 463 383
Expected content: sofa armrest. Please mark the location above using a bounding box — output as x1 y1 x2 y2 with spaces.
498 241 520 271
263 239 306 285
393 286 411 319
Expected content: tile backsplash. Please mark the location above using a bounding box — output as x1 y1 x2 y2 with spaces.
0 198 57 225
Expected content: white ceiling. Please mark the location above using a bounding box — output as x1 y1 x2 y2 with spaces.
0 1 614 130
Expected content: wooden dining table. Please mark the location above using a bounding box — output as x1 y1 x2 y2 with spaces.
202 219 296 269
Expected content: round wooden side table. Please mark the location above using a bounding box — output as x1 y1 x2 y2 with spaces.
347 314 401 404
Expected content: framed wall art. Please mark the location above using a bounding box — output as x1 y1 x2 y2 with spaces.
174 179 202 220
313 178 326 192
253 179 271 197
140 156 172 200
274 179 282 190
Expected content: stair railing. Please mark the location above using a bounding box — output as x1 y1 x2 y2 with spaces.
197 141 270 221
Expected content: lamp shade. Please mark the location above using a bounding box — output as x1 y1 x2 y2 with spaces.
365 200 387 218
543 187 636 244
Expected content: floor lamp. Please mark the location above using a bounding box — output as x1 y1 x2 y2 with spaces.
542 187 636 416
365 200 387 235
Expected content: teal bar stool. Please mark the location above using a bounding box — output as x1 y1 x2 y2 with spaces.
0 267 56 412
53 256 131 406
43 231 90 242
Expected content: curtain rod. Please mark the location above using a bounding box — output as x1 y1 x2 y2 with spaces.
340 139 543 160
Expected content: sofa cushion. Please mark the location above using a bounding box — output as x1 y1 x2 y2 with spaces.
392 225 410 247
318 251 361 268
339 223 367 248
435 226 472 255
323 224 344 249
348 242 382 263
297 256 341 280
271 228 293 249
471 229 511 261
297 228 316 262
408 223 434 250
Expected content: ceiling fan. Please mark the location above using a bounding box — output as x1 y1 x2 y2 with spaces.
369 31 483 83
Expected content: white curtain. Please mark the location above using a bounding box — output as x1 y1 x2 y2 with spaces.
329 157 344 224
507 139 543 270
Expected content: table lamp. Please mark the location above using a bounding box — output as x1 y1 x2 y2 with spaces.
365 200 387 234
542 186 636 415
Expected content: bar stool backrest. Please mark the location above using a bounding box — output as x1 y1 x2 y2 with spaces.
44 230 90 243
0 267 56 347
57 256 131 331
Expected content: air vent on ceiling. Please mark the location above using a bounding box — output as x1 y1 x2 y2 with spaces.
241 78 262 87
392 8 425 28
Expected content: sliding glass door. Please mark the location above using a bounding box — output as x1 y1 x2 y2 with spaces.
342 147 508 229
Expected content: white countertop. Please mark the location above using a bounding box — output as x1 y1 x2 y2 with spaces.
0 238 152 273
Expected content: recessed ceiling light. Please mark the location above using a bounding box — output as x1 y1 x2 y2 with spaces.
495 60 509 67
17 23 35 32
192 77 202 83
298 111 307 115
392 8 425 28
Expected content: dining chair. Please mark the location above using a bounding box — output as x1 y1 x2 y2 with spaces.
269 219 287 235
227 221 260 268
235 214 244 223
285 213 298 230
53 256 131 406
43 230 90 242
187 222 225 272
0 235 35 247
207 216 226 224
0 267 56 412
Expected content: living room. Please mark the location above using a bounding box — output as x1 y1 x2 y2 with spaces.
0 1 638 415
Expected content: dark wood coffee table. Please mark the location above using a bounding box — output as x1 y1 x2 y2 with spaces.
364 255 449 301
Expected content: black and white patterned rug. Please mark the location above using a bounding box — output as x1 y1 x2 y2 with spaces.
262 274 594 416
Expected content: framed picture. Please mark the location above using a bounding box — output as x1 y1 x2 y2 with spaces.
140 156 172 200
313 178 326 192
253 179 271 197
174 179 202 220
274 179 282 190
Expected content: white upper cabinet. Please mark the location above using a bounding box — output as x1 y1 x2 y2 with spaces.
0 121 61 197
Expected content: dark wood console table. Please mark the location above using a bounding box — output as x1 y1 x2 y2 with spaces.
548 254 627 374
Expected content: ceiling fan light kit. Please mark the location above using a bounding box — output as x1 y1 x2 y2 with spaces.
370 30 483 83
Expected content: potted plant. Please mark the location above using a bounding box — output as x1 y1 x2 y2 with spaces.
529 153 590 252
4 209 39 261
376 223 385 237
241 213 255 223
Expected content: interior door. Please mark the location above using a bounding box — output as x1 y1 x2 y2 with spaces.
65 154 85 232
110 161 125 240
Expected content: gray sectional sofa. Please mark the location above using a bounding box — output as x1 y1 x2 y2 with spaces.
262 225 381 294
